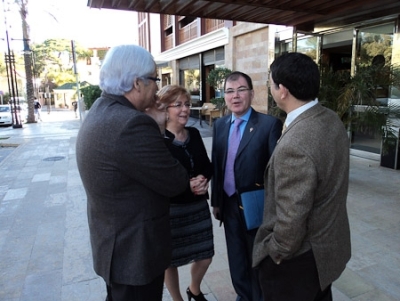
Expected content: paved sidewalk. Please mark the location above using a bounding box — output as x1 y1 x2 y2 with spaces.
0 111 399 300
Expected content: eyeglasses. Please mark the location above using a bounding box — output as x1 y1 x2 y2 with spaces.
167 103 192 109
146 76 161 84
224 88 251 95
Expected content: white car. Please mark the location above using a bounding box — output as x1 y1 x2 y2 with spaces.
0 105 13 126
18 103 27 122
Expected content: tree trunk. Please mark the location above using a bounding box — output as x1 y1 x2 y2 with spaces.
23 52 35 123
19 0 35 123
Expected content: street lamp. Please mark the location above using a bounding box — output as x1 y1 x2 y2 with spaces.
4 29 22 128
2 0 23 128
30 50 39 99
42 68 51 114
10 36 36 123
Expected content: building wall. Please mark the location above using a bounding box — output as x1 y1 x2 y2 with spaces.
148 13 162 55
153 21 274 111
225 22 270 112
147 16 274 111
170 60 179 85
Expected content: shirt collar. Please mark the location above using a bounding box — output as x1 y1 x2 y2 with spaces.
286 99 318 126
231 107 252 124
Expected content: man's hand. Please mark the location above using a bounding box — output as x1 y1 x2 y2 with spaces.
213 207 221 220
145 100 167 133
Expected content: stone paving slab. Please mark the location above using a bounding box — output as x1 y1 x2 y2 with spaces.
0 111 399 300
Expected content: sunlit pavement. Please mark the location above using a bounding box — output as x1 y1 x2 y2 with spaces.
0 109 399 300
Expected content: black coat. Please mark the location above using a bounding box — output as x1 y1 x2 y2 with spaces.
164 127 213 204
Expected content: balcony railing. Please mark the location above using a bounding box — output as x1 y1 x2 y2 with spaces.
179 21 198 44
164 35 173 51
163 15 173 29
205 19 225 34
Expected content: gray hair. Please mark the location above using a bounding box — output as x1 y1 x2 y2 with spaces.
99 45 156 95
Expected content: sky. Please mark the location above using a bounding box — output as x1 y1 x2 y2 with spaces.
1 0 138 51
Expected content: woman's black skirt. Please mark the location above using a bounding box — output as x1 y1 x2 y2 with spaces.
169 199 214 267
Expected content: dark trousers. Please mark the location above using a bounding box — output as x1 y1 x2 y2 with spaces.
258 250 332 301
223 193 263 301
105 273 164 301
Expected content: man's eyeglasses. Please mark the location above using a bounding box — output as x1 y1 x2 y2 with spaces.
167 103 192 109
224 88 251 95
146 76 161 84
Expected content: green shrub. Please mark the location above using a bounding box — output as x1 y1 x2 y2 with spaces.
206 67 232 90
207 67 232 115
81 85 102 110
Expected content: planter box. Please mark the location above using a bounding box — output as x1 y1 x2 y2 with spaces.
380 129 400 169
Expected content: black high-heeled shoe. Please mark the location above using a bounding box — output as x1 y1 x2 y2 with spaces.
186 287 208 301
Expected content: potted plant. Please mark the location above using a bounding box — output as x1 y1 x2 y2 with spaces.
318 63 400 169
206 67 232 115
379 96 400 169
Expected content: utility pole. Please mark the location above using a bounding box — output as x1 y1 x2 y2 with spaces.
71 40 82 123
3 0 22 128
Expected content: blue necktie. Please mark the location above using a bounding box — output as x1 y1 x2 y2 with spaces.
224 118 243 196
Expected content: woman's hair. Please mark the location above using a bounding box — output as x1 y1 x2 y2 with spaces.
157 85 191 106
99 45 156 95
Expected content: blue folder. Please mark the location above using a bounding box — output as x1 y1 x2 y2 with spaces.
239 189 265 230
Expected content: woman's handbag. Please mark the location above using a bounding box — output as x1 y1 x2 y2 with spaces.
239 189 265 230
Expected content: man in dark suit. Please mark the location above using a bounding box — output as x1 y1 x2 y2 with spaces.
76 45 189 301
253 52 351 301
211 71 282 301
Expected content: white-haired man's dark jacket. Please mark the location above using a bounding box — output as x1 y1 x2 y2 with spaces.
76 93 188 286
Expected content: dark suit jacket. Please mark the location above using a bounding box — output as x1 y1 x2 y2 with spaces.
211 108 282 221
76 93 188 286
253 103 351 290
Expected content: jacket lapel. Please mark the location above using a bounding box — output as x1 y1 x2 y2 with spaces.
279 103 324 142
221 116 232 167
236 111 257 157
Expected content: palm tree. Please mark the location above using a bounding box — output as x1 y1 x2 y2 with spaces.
17 0 35 123
12 1 91 121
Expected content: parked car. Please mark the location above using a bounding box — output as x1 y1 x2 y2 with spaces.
19 103 27 122
9 97 27 122
0 105 13 126
10 104 27 123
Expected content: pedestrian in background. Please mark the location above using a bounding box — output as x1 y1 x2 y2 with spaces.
72 100 78 118
253 52 351 301
211 71 282 301
76 45 189 301
34 97 41 121
148 85 214 301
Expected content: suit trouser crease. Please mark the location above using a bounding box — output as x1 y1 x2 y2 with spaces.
223 193 263 301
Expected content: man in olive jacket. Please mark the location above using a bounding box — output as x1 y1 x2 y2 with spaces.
76 45 188 301
253 52 351 301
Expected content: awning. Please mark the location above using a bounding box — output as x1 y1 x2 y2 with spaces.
87 0 400 32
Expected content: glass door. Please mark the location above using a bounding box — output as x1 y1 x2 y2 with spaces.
351 22 395 153
274 30 322 65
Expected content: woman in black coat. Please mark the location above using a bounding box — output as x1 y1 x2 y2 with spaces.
149 85 214 301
